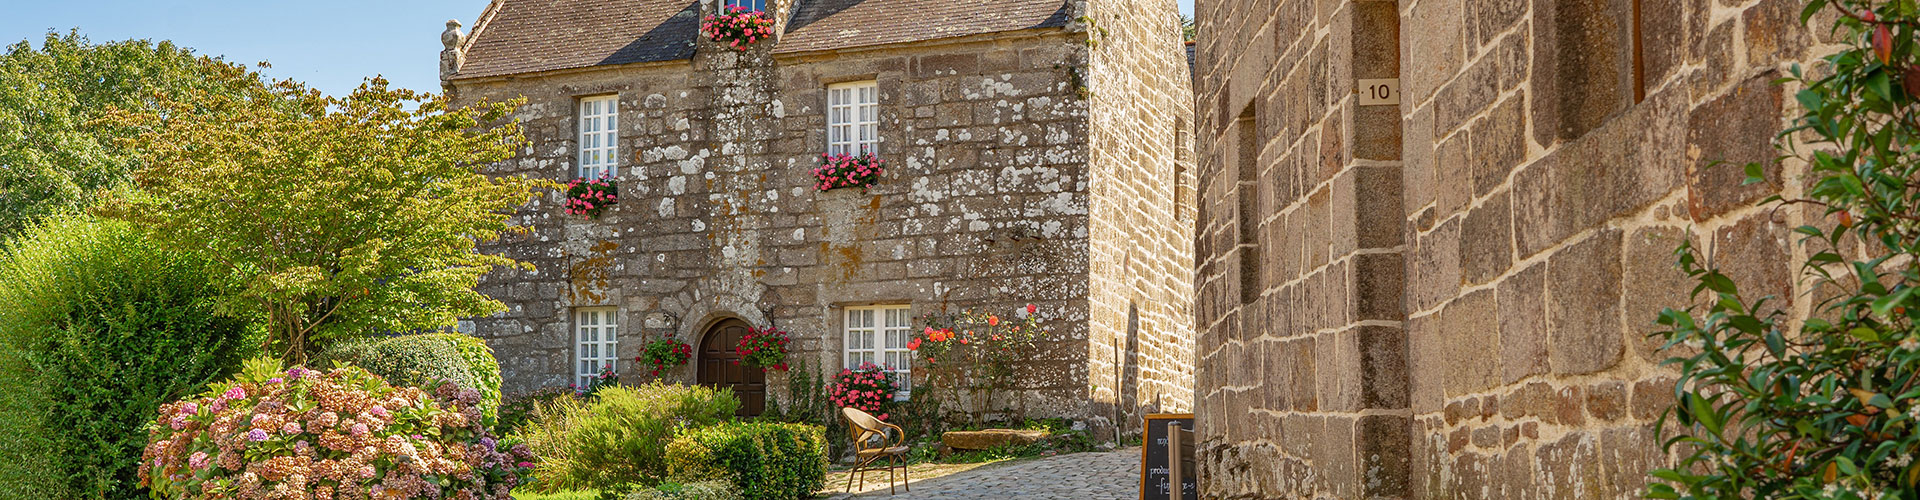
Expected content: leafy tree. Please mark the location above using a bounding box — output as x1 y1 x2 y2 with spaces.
1180 14 1195 42
1648 1 1920 497
95 73 548 363
0 31 260 240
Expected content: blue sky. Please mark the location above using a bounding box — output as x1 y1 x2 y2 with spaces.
5 0 1197 97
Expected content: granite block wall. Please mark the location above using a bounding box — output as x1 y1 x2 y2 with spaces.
1191 0 1824 496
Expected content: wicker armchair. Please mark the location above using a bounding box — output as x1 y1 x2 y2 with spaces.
841 407 910 494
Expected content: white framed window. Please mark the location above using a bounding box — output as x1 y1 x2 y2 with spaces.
575 307 619 387
844 305 912 400
827 81 879 156
578 95 619 179
723 0 765 12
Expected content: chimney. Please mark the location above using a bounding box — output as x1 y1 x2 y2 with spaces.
439 19 466 82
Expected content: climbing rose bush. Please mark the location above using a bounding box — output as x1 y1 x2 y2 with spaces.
827 363 897 419
914 304 1047 424
700 6 774 51
138 358 532 499
811 153 885 191
564 174 618 218
736 325 791 371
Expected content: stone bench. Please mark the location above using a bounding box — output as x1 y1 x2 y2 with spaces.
941 428 1049 451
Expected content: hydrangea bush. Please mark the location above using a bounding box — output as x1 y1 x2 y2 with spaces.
138 358 532 499
700 6 774 51
828 363 898 420
736 326 790 371
811 153 885 191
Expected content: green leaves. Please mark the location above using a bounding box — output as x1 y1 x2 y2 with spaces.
1647 2 1920 496
0 32 258 241
95 71 553 361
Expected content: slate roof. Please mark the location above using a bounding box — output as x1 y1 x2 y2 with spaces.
452 0 1072 80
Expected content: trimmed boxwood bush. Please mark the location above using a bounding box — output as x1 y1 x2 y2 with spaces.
516 382 740 493
0 217 257 498
622 480 744 500
315 332 502 421
665 422 827 500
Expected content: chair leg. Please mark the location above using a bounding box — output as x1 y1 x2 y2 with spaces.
846 462 857 494
900 455 909 492
887 456 897 495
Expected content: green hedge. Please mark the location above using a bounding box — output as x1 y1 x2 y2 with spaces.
621 480 744 500
665 422 828 500
316 332 502 421
0 217 257 498
516 382 740 492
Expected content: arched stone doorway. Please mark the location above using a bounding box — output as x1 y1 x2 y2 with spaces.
697 318 764 416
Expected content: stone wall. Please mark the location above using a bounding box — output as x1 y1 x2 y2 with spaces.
1191 0 1824 496
1083 0 1200 436
449 0 1196 426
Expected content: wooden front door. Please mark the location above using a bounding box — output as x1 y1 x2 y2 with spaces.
698 318 765 416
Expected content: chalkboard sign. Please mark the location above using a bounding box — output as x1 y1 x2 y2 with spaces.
1140 413 1196 500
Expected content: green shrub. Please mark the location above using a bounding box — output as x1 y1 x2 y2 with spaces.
665 422 827 500
759 359 851 459
498 385 578 436
516 382 740 492
0 217 257 498
315 332 502 421
1646 1 1920 497
622 480 744 500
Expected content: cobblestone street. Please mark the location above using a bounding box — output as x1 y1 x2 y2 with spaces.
824 448 1141 499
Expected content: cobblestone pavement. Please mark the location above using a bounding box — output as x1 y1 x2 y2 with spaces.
823 448 1140 499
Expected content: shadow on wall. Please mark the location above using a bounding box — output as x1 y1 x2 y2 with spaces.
1093 301 1155 441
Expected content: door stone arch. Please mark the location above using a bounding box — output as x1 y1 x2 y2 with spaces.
697 317 765 416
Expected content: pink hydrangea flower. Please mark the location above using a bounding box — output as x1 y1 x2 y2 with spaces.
222 386 246 400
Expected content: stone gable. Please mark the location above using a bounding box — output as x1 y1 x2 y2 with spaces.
446 0 1194 431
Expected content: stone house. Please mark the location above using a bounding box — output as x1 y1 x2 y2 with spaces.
439 0 1196 433
1190 0 1819 496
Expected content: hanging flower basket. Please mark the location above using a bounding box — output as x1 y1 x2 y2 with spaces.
812 153 885 191
565 174 618 218
701 7 775 51
735 325 791 371
635 336 693 377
